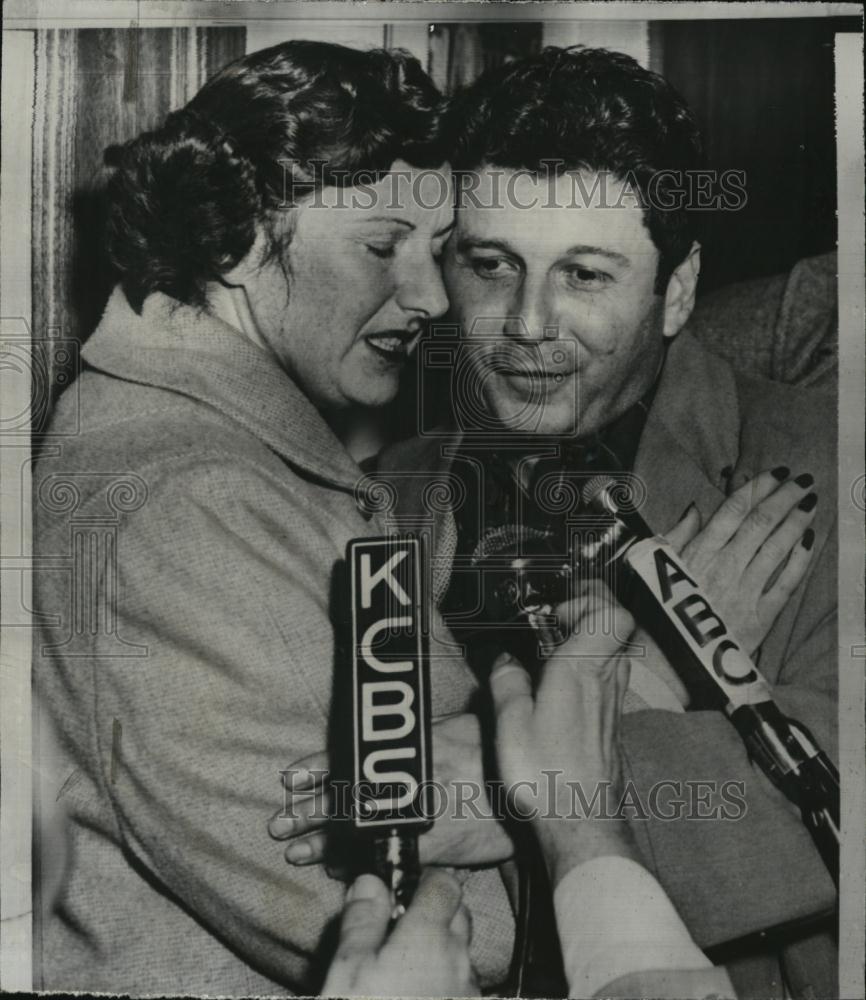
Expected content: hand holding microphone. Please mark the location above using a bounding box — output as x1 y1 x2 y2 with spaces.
322 870 477 999
489 583 638 890
272 713 514 871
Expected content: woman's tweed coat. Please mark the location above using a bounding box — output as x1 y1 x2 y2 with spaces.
33 288 515 995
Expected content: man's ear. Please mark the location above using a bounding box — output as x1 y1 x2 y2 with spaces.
662 242 701 339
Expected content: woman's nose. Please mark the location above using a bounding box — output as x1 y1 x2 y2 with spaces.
396 251 450 320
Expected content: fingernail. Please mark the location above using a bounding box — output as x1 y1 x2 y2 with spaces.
286 840 313 863
282 768 307 789
268 814 293 837
346 874 381 902
798 492 818 512
794 473 814 489
492 651 512 670
801 528 815 550
770 466 790 481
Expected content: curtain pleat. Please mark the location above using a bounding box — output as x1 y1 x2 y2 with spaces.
30 27 245 431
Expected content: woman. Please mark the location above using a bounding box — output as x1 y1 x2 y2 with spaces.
32 40 513 997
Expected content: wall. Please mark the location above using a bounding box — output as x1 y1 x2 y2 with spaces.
657 16 859 292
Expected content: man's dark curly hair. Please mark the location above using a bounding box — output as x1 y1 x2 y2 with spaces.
104 41 447 312
444 46 703 292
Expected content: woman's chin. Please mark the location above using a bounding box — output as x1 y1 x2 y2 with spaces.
342 374 402 410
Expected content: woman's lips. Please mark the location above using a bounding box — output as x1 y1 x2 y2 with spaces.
364 330 414 362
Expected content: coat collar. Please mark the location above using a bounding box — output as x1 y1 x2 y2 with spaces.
82 287 364 492
634 331 740 533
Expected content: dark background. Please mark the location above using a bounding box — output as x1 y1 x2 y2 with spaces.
656 17 859 293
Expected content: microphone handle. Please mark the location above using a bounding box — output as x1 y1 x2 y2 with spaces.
728 702 840 886
372 829 421 920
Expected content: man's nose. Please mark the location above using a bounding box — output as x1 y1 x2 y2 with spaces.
396 250 450 320
503 279 557 341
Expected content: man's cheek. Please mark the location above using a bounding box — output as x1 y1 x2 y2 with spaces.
447 276 502 326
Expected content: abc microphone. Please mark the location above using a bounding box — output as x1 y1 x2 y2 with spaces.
347 536 433 918
581 476 840 884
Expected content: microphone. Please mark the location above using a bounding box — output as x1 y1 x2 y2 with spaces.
581 475 840 885
347 535 434 918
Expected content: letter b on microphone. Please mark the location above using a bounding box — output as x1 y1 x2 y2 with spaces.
348 537 433 830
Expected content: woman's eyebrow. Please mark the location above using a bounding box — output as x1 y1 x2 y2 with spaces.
355 216 414 229
354 217 456 239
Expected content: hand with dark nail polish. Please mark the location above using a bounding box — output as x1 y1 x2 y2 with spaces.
662 468 823 655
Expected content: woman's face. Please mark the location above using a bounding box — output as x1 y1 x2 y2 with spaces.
248 160 454 413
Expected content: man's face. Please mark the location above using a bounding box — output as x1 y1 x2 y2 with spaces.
443 167 672 438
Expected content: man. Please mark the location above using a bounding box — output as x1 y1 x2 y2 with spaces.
281 47 837 998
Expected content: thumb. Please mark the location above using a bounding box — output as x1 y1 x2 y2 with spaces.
663 502 702 554
489 652 532 723
331 875 392 962
390 869 465 947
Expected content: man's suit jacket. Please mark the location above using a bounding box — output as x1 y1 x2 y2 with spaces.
377 329 838 999
32 288 515 995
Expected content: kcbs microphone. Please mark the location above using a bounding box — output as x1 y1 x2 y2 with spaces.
581 475 840 885
347 536 434 919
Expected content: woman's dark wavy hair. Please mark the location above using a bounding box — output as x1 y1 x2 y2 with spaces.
444 46 703 292
104 41 447 312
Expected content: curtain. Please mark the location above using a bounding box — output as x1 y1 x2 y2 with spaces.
30 27 246 432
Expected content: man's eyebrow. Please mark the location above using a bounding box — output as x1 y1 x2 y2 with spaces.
563 244 631 267
455 237 520 256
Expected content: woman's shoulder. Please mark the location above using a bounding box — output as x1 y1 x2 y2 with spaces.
35 372 302 525
49 369 268 463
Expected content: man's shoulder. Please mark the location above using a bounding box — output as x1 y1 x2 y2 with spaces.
733 362 835 427
730 360 836 473
669 333 835 468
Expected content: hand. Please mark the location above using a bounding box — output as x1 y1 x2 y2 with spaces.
490 583 639 889
665 467 818 656
271 714 514 869
322 870 477 998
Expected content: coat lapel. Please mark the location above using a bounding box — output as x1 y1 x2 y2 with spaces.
634 333 741 534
